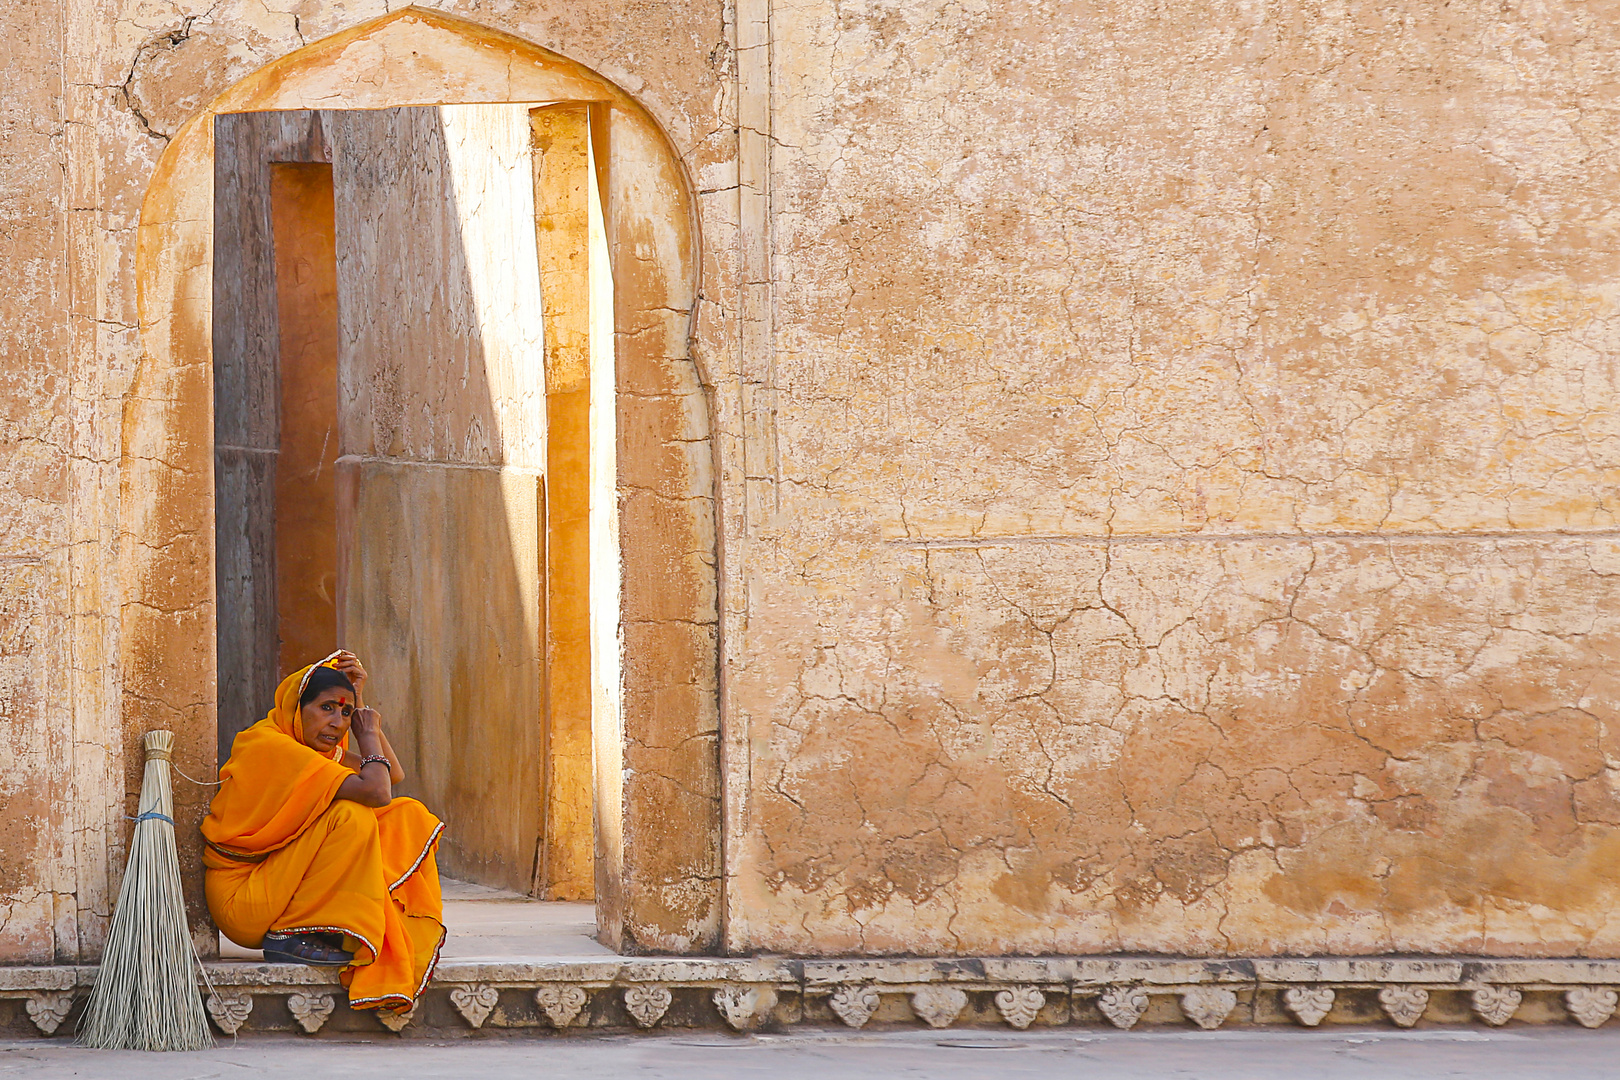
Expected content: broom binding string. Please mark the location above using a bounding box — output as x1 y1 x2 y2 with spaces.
128 810 175 826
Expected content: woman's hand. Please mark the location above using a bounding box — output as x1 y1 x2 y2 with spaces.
339 706 406 786
349 706 383 754
335 706 393 808
332 651 367 703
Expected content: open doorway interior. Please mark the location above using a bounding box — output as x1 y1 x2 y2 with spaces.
213 104 609 941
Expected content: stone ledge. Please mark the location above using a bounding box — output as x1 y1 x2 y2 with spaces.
4 956 1620 1036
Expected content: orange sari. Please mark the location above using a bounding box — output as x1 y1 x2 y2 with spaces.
202 655 445 1011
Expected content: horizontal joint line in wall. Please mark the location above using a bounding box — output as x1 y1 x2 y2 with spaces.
333 454 544 475
889 527 1620 549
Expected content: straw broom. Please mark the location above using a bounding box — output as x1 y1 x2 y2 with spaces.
78 730 213 1050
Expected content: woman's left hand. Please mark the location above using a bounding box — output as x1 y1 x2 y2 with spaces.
332 651 368 697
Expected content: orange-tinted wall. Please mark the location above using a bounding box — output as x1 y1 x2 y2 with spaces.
269 162 340 675
532 104 595 900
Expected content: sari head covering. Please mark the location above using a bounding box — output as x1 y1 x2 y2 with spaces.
300 663 357 712
202 651 357 861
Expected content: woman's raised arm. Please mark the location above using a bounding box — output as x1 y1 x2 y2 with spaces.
335 707 393 807
333 652 406 783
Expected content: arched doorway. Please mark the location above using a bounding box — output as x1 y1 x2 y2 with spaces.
127 8 721 953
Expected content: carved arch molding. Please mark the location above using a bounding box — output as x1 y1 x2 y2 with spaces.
128 8 720 953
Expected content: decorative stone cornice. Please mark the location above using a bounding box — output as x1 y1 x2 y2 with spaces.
535 984 589 1028
6 956 1620 1036
1280 986 1334 1026
828 984 880 1028
205 991 253 1035
622 983 672 1028
449 984 500 1028
286 991 336 1033
993 985 1044 1029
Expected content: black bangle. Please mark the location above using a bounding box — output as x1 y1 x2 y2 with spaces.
359 755 390 770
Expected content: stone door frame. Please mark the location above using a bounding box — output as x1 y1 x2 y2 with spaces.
127 7 722 953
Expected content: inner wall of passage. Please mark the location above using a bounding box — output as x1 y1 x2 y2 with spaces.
269 162 341 673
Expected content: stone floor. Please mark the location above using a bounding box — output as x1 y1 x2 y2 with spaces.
217 877 612 962
3 1027 1616 1078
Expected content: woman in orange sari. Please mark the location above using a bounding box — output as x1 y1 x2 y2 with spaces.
202 650 445 1013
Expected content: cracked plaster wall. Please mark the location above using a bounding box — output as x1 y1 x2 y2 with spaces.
727 0 1620 955
0 0 119 963
8 0 1620 960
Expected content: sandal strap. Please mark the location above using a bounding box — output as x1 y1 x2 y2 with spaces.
264 932 353 965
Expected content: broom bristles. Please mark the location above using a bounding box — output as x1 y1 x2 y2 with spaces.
77 729 213 1051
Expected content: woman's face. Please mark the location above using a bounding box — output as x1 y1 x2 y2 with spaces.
299 687 354 753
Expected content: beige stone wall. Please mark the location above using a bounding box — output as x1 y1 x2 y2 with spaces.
7 0 1620 961
725 0 1620 954
0 0 124 962
0 0 69 964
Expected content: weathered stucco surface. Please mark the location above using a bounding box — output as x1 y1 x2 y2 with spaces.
5 0 1620 962
728 0 1620 954
0 0 68 962
1 0 124 963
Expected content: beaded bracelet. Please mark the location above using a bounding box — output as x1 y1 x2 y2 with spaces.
359 755 390 770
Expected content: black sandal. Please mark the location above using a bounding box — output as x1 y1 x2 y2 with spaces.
262 931 354 967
